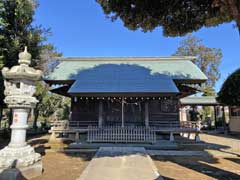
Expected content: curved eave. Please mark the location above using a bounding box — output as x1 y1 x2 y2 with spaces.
68 92 180 97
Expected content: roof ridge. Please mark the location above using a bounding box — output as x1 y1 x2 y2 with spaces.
58 56 196 61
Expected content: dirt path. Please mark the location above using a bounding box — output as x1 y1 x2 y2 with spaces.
152 155 240 180
200 133 240 152
33 152 95 180
152 133 240 180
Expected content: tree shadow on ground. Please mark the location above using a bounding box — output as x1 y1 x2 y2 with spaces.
29 138 48 146
203 132 240 141
157 176 174 180
152 155 240 180
225 157 240 165
64 151 96 161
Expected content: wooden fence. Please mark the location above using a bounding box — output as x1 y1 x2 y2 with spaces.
87 126 156 143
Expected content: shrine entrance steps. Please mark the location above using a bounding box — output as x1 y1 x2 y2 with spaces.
77 147 163 180
68 140 178 150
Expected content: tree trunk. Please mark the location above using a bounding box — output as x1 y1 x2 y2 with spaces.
0 108 2 128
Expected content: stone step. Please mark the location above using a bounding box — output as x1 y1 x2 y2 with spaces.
68 140 178 150
77 147 163 180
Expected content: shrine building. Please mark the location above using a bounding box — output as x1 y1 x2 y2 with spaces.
45 57 207 143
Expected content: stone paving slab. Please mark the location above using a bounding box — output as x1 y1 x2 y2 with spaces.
77 147 162 180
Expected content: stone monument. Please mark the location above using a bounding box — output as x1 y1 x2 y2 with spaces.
0 47 43 179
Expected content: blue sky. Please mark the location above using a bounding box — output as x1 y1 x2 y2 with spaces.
34 0 240 91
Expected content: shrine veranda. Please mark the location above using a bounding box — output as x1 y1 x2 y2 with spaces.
45 57 207 143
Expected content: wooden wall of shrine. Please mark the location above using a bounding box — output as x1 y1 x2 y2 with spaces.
70 98 179 128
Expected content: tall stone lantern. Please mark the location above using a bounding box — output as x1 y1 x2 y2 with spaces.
0 47 43 179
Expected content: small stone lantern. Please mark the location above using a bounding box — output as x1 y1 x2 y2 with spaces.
0 47 43 179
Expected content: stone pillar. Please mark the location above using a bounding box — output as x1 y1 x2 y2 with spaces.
0 47 43 179
9 109 29 148
145 101 149 128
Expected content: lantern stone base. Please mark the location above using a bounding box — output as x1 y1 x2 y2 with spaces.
0 145 42 179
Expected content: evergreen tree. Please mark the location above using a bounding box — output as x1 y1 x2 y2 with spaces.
174 35 222 123
97 0 239 36
174 34 222 93
0 0 61 126
217 68 240 106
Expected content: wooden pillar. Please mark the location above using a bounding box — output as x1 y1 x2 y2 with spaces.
170 132 174 141
121 97 124 128
75 131 80 142
222 106 227 134
195 132 201 142
98 100 103 128
145 101 149 127
180 106 183 122
214 106 217 130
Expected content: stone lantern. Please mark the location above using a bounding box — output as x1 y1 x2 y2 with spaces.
0 47 43 179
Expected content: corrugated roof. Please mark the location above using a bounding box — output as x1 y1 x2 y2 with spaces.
45 57 207 81
180 96 220 105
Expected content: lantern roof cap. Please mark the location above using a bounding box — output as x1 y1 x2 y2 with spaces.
18 46 32 65
2 47 42 81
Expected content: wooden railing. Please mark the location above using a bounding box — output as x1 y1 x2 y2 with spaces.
69 120 98 128
87 126 156 143
68 120 200 130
